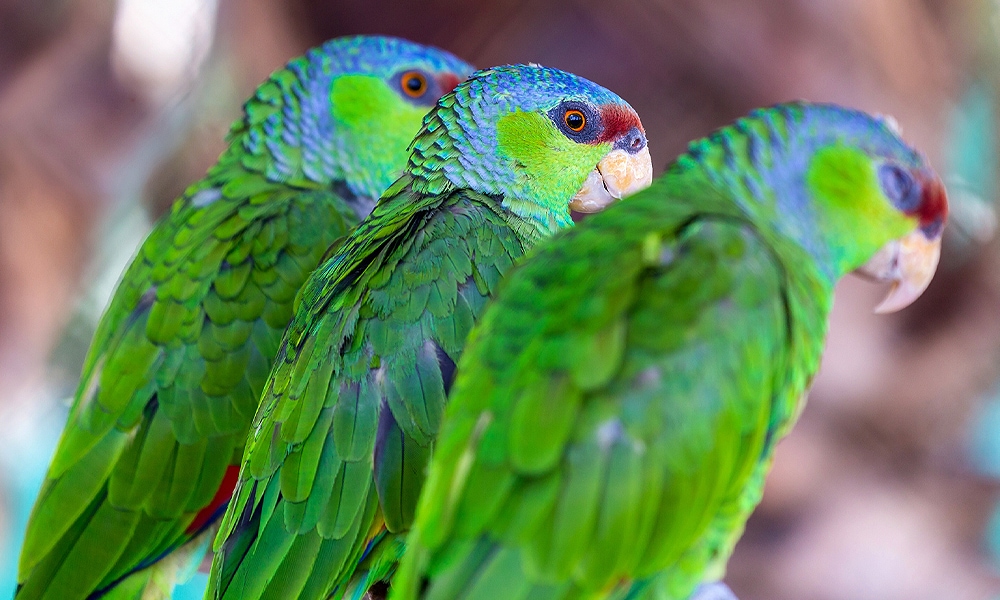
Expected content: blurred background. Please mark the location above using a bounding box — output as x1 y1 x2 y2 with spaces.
1 0 1000 598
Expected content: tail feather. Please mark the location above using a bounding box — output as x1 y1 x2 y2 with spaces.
419 538 575 600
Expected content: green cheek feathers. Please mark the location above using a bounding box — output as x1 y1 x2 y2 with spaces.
496 111 610 218
806 143 916 274
331 75 430 194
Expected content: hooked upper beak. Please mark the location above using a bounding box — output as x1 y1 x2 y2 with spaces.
856 172 947 314
570 146 653 213
855 226 943 314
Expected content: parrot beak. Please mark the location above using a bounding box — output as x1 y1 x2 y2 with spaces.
855 228 942 314
856 170 947 314
570 146 653 213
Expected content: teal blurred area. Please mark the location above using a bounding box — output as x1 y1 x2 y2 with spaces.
1 0 1000 598
0 399 62 595
174 574 209 600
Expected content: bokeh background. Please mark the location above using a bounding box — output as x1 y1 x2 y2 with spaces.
2 0 1000 598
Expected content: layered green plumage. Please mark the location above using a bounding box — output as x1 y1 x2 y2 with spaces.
207 64 650 600
393 103 948 600
16 36 473 600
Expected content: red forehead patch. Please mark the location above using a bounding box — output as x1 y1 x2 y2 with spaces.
437 73 462 95
596 104 642 144
914 172 948 231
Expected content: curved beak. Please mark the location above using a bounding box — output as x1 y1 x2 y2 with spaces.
570 146 653 213
855 229 942 314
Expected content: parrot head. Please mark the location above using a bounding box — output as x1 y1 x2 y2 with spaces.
846 143 947 313
407 64 653 232
700 102 947 313
792 104 947 312
238 35 474 201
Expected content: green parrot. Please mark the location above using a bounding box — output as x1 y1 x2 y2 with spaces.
392 102 948 600
15 35 474 600
206 63 654 600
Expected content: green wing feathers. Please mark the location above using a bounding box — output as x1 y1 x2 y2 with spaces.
395 181 831 600
16 156 357 600
208 188 529 600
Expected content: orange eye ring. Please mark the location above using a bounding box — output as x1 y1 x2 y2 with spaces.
564 109 586 132
401 71 428 97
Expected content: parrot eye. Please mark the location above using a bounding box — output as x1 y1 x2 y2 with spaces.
878 164 920 212
400 71 428 98
550 101 599 142
564 110 586 132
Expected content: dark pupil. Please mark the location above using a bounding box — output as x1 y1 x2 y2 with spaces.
893 170 911 197
566 112 584 130
406 76 424 92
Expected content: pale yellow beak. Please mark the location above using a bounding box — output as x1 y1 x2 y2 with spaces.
855 229 942 314
570 146 653 213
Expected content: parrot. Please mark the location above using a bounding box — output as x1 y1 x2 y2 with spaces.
15 35 474 600
205 63 653 600
391 101 949 600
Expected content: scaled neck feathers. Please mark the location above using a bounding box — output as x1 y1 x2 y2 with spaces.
220 47 387 206
669 104 839 283
405 90 574 238
380 173 556 245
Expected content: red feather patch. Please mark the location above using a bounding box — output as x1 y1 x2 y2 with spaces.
595 104 643 144
186 465 240 534
437 73 462 95
914 172 948 232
